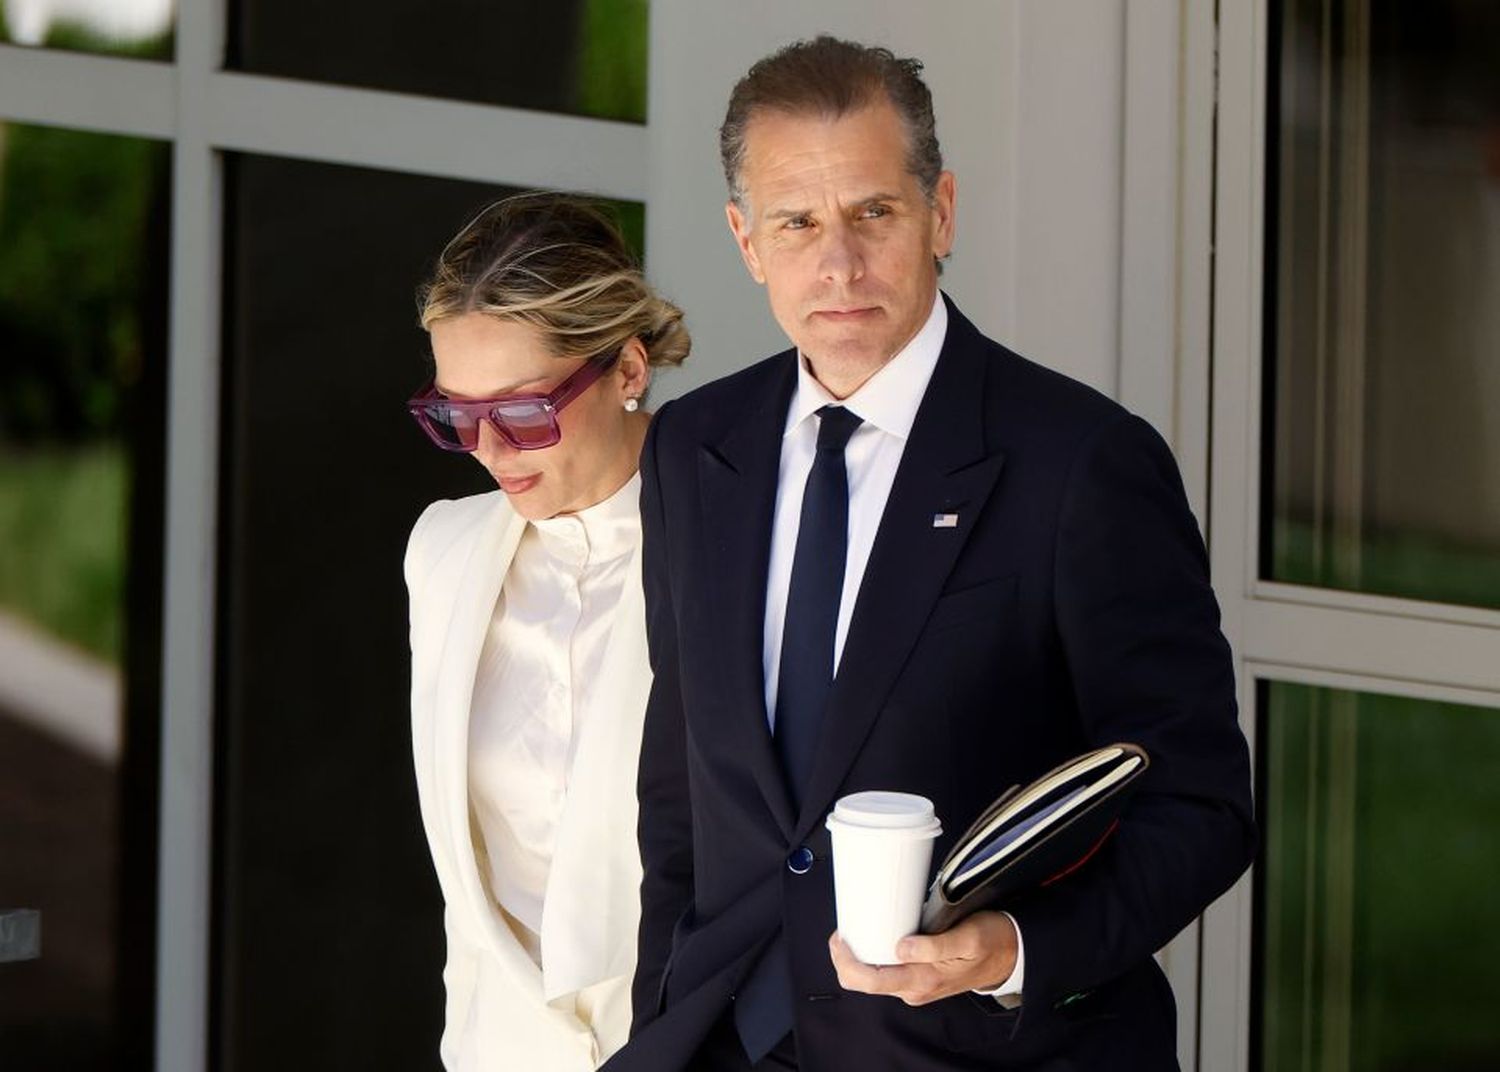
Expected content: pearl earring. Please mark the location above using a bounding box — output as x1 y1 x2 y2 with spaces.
624 397 640 412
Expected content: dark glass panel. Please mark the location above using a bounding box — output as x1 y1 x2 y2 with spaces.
0 120 169 1070
215 151 646 1067
228 0 647 122
1256 682 1500 1070
1264 0 1500 609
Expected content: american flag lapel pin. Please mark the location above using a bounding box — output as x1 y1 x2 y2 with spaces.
932 512 959 529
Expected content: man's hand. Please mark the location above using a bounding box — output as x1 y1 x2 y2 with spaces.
828 910 1019 1006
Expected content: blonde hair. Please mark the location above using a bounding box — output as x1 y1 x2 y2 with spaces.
418 193 690 369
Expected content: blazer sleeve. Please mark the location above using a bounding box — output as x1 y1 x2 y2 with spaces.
437 906 480 1071
630 402 698 1033
404 497 453 602
405 499 470 1068
1008 413 1256 1016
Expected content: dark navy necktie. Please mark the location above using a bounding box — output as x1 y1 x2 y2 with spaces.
773 403 863 807
735 403 863 1063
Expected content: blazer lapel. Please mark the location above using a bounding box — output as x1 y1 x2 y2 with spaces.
427 498 543 981
698 353 800 841
795 305 1006 840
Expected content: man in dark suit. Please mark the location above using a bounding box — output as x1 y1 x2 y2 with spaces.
606 36 1255 1071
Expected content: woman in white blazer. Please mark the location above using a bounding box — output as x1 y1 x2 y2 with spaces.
403 195 689 1070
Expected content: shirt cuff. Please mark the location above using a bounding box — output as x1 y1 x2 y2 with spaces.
970 911 1025 1009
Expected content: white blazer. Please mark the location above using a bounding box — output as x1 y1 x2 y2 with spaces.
405 490 650 1070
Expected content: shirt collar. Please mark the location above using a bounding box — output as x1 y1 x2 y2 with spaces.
530 470 641 566
784 289 948 441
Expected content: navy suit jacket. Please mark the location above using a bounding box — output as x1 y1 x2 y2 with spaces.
606 297 1255 1071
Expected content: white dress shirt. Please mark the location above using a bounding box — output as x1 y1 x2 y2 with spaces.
468 473 642 963
760 291 1025 1001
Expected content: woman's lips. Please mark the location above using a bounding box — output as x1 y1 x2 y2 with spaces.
496 473 541 495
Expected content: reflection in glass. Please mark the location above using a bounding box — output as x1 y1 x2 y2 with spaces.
1266 0 1500 609
1257 682 1500 1070
0 0 174 59
229 0 646 122
0 121 168 1069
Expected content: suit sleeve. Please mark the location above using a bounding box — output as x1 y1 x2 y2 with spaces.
1009 413 1256 1015
630 402 697 1032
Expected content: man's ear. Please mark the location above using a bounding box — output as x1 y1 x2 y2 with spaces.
930 171 957 260
725 200 766 284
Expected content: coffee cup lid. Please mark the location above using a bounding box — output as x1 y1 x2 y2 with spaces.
828 791 940 832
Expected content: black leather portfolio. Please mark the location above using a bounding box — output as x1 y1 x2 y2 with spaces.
919 743 1149 934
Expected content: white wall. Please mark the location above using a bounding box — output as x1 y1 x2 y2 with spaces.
646 0 1129 401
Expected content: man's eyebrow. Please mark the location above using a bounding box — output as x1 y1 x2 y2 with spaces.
763 193 906 221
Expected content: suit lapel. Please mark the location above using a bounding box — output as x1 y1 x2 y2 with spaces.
795 304 1006 840
698 353 800 840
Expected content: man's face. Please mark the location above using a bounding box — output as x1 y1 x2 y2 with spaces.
726 98 955 382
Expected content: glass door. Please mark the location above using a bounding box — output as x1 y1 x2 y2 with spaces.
1206 2 1500 1068
0 118 169 1072
0 1 650 1067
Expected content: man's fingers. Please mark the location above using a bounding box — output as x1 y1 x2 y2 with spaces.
829 933 900 992
896 931 965 965
899 911 1018 968
829 934 950 1004
897 921 984 965
831 916 1017 1006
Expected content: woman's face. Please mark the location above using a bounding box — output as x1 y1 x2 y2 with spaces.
429 312 649 520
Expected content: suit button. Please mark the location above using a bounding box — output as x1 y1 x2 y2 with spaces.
787 847 815 874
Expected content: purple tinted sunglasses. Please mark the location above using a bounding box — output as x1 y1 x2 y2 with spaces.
407 349 620 452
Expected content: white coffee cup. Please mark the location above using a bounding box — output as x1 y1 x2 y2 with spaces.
825 791 942 965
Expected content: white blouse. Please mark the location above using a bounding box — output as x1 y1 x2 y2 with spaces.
467 473 643 964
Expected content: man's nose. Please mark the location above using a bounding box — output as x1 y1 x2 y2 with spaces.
817 221 865 285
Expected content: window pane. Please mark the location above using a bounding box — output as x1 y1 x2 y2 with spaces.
0 0 173 59
1256 682 1500 1070
227 0 646 122
0 121 169 1070
215 152 644 1067
1265 0 1500 609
